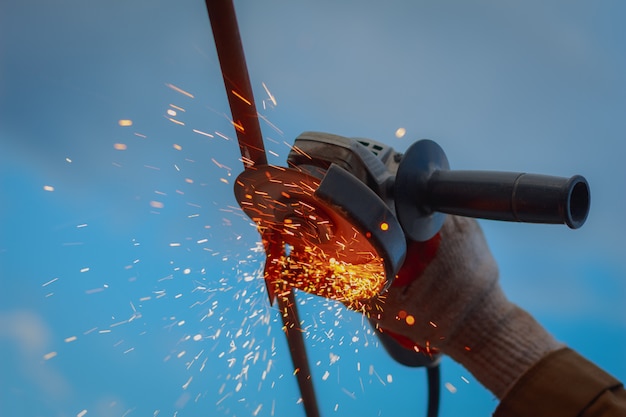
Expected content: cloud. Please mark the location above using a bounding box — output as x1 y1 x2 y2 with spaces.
0 309 73 403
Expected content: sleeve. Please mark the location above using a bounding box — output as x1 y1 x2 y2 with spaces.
494 347 626 417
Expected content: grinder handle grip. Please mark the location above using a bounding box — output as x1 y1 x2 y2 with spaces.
425 170 590 229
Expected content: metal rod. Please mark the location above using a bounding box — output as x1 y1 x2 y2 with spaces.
205 2 320 416
277 289 322 417
205 0 267 168
264 229 320 417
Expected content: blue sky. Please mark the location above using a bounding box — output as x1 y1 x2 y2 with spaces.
1 1 625 416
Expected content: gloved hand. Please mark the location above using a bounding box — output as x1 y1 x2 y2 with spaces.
368 216 563 398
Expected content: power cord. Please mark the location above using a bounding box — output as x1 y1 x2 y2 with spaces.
426 364 441 417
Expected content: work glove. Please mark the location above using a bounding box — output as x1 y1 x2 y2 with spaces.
368 215 563 398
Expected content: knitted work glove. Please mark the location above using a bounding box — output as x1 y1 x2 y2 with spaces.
369 215 563 398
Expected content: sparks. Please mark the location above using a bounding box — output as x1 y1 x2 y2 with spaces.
232 120 245 132
259 114 283 134
43 351 57 360
167 117 185 126
193 129 214 138
211 158 232 171
262 82 277 106
42 277 58 287
215 131 231 141
445 382 457 393
231 89 252 105
266 243 385 311
165 83 194 98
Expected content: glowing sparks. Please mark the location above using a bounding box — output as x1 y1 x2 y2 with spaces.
165 83 194 98
232 120 244 132
118 119 133 127
150 201 164 209
193 129 214 138
215 131 231 141
268 246 385 309
43 351 57 360
445 382 457 393
379 222 389 231
405 314 415 326
113 143 127 150
211 158 231 170
262 82 277 106
43 185 55 192
395 127 406 138
167 117 185 126
42 277 58 287
231 89 251 105
173 144 182 151
259 114 283 134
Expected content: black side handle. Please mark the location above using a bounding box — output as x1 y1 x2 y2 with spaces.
394 139 591 241
426 170 590 229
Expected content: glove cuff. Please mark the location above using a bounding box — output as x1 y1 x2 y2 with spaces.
444 283 564 398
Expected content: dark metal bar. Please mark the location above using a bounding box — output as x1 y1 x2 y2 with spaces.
277 289 322 417
205 0 267 168
263 229 320 416
205 2 320 416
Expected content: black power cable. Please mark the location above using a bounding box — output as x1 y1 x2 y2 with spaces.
426 364 441 417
